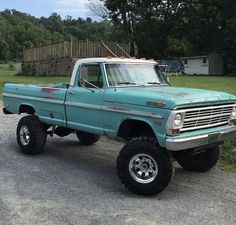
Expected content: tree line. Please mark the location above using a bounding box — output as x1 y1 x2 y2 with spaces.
98 0 236 61
0 9 114 62
0 0 236 65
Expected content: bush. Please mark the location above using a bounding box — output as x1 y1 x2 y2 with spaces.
8 63 15 70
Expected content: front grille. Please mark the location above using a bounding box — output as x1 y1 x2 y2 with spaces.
181 104 235 132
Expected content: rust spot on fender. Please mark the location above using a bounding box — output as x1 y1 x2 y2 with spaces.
147 101 166 107
41 87 59 93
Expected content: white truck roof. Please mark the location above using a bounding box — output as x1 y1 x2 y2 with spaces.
70 57 157 86
74 57 157 64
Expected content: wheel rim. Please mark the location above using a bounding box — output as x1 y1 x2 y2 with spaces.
19 125 30 146
129 153 158 184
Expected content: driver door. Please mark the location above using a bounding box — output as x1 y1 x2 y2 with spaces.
66 63 104 134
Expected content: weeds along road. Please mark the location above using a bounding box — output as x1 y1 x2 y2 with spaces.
0 102 236 225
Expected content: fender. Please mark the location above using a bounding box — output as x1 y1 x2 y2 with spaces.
117 116 160 142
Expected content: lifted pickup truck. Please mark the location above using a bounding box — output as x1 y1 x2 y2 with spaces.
3 58 236 195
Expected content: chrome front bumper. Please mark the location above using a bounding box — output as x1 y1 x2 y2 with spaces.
166 126 236 151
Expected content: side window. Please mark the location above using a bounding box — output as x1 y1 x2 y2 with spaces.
79 64 103 88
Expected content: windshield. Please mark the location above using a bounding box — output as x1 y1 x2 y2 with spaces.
105 63 169 87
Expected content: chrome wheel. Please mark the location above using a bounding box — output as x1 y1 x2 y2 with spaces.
129 153 158 184
19 125 30 146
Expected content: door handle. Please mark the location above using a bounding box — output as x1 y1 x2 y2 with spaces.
68 90 76 95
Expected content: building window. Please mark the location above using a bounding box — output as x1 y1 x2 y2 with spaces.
203 58 207 64
184 59 188 65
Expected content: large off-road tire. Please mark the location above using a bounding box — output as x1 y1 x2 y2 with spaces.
174 146 220 172
16 116 47 154
76 131 100 145
117 137 173 196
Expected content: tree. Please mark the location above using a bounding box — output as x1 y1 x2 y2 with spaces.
100 0 236 60
0 38 10 62
102 0 145 56
0 9 115 61
1 1 235 64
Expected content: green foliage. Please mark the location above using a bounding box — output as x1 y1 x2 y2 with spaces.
167 37 192 58
102 0 236 60
219 139 236 172
0 37 10 62
1 1 236 65
0 9 115 62
8 63 15 70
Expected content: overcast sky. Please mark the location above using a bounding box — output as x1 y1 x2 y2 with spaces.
0 0 94 19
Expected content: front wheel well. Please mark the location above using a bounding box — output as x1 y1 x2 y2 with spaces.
117 119 156 141
19 105 36 115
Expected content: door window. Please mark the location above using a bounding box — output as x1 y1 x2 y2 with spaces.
79 64 103 88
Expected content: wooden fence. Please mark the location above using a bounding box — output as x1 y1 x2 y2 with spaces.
23 39 130 62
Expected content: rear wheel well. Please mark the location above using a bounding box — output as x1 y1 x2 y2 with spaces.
117 120 156 141
19 105 35 115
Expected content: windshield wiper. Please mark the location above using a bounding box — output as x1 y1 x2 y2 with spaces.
117 82 145 87
147 82 161 85
117 82 137 85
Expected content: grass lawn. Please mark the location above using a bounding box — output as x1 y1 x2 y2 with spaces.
0 64 236 172
170 75 236 96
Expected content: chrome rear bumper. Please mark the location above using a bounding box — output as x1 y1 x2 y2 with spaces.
166 126 236 151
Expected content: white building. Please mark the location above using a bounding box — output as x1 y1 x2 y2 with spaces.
180 52 224 75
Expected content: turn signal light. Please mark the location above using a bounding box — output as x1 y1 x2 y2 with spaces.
170 129 180 136
229 120 236 126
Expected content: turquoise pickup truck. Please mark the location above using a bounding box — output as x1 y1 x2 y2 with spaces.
3 58 236 195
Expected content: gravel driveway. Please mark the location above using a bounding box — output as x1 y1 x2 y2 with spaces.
0 102 236 225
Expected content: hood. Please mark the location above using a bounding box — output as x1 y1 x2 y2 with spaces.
114 86 236 109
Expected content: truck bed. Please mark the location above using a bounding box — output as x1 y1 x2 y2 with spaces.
3 83 69 126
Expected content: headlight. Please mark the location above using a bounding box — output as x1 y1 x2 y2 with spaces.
229 107 236 125
166 111 185 136
174 113 183 126
231 107 236 119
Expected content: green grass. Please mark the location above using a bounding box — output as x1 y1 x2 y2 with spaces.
0 64 68 97
170 75 236 96
218 139 236 172
1 65 236 172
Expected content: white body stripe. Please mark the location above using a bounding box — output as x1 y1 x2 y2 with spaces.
4 93 164 120
3 93 64 105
